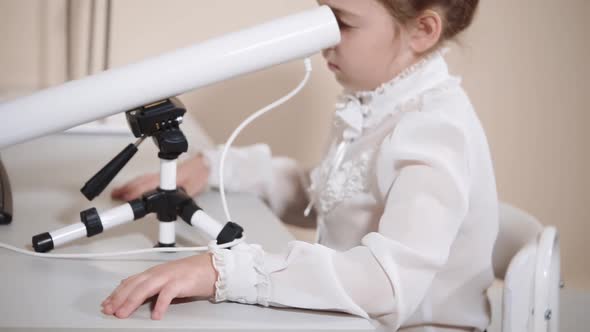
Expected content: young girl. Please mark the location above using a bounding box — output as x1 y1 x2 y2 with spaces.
102 0 497 331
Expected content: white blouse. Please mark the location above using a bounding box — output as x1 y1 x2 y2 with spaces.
203 50 499 332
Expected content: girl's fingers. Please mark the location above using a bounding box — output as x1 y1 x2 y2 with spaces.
123 188 145 201
111 174 158 200
152 284 180 320
103 274 148 315
101 295 112 306
123 185 152 201
111 185 129 199
114 277 168 319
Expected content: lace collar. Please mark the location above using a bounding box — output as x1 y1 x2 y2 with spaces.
333 48 453 141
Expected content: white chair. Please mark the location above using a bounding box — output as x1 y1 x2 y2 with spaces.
492 202 561 332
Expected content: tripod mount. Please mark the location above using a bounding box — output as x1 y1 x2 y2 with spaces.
32 99 243 253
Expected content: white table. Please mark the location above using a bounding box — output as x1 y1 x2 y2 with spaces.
0 134 374 331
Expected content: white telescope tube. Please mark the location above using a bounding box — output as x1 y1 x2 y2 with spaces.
0 6 340 149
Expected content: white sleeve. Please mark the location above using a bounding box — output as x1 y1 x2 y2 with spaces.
209 111 471 329
202 144 311 219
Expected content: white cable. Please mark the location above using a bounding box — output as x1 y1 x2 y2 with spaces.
219 58 313 222
0 237 245 260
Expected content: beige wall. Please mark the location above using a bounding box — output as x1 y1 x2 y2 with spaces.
1 0 588 288
444 0 589 289
0 0 44 93
0 0 67 95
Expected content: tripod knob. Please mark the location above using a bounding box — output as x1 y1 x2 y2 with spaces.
81 143 139 201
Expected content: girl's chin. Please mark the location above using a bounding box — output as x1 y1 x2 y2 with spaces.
332 71 347 83
333 75 357 91
330 71 363 92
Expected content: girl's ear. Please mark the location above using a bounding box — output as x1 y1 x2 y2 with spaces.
408 9 443 54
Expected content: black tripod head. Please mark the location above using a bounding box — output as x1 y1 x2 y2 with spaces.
126 98 186 138
81 98 188 201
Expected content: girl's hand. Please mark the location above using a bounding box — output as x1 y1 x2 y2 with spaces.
111 154 210 201
101 253 218 320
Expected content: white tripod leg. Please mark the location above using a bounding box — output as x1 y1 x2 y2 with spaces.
179 199 244 246
157 158 177 247
159 158 177 191
188 209 223 240
32 203 136 252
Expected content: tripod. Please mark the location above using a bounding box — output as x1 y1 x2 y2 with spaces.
32 99 243 253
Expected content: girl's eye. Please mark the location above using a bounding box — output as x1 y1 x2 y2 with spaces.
337 18 352 29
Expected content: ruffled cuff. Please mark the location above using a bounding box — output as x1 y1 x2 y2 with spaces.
208 242 271 306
